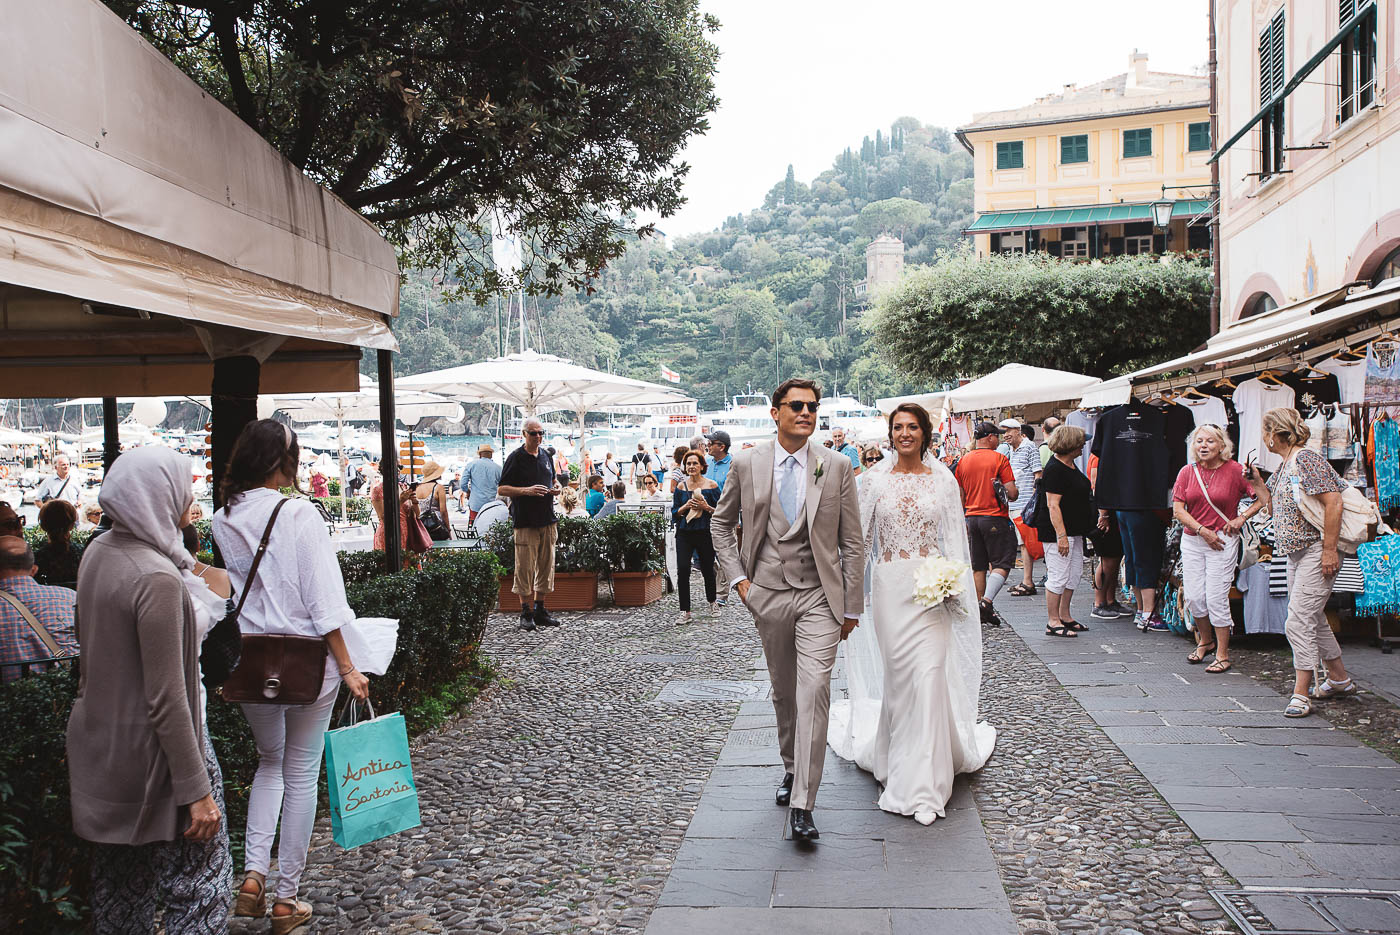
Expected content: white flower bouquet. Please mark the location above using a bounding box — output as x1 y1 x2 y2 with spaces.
911 554 970 613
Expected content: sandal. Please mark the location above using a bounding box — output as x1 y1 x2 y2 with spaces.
234 871 265 918
1045 624 1078 638
1284 693 1312 718
1187 643 1217 664
1205 658 1232 673
1009 583 1037 597
1065 620 1089 632
271 899 313 935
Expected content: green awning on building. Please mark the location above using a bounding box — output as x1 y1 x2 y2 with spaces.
965 199 1211 233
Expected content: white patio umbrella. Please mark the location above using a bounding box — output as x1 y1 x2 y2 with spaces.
398 351 694 453
878 363 1100 415
267 376 463 518
0 427 45 446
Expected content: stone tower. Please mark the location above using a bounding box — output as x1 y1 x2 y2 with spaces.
864 235 905 298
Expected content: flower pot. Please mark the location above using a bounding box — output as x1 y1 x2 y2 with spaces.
497 573 599 612
612 570 664 606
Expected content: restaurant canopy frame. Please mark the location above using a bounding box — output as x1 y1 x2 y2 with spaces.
878 363 1101 415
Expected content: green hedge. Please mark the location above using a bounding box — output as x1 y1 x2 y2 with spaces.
0 548 500 932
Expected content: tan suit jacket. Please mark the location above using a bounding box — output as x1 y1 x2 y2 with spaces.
712 439 864 620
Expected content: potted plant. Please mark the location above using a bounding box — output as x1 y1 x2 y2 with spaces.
483 516 605 612
599 511 666 606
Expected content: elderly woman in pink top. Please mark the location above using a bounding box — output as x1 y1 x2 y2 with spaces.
1170 424 1265 673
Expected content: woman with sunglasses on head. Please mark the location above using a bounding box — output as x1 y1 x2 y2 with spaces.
1171 424 1261 672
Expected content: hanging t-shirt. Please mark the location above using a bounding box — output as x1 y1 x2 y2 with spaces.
1175 395 1229 463
1196 383 1243 454
1089 402 1170 511
1316 356 1366 405
945 415 973 452
1281 371 1341 412
1065 409 1099 474
1365 340 1400 404
1232 379 1296 473
1163 402 1196 481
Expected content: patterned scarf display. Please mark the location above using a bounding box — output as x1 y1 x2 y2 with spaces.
1374 417 1400 511
1355 535 1400 618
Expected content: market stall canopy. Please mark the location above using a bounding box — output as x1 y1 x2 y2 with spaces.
878 364 1101 415
398 351 694 416
1075 280 1400 402
268 376 463 426
0 0 399 396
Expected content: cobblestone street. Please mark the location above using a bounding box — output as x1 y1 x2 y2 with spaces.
230 580 1400 935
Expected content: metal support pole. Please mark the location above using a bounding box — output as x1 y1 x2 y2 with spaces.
377 349 402 572
101 396 120 475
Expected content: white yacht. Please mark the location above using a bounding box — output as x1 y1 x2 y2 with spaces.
697 392 776 447
817 396 887 443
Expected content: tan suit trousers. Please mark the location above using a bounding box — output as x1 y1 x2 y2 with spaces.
745 582 842 810
513 524 558 597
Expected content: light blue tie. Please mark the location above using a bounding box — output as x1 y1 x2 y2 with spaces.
779 455 799 524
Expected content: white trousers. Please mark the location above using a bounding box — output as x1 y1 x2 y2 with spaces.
1043 536 1084 594
241 679 339 899
1180 531 1238 630
1285 541 1342 671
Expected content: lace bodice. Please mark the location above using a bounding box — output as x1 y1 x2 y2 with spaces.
866 471 944 564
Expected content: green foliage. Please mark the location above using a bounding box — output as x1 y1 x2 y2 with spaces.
596 511 666 574
875 248 1212 381
378 118 970 407
0 666 85 933
482 517 609 575
106 0 720 301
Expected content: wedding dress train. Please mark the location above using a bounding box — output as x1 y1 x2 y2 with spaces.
828 460 996 823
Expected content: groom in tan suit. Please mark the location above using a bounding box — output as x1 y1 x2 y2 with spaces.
712 378 864 843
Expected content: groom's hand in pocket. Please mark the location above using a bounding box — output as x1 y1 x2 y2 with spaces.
840 617 859 640
735 580 751 605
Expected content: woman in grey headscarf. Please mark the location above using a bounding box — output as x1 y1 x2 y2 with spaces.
66 446 232 934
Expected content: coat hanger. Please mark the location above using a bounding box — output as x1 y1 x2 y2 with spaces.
1177 385 1210 400
1257 370 1285 386
1213 374 1237 389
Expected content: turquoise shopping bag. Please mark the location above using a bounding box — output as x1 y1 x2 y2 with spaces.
324 699 422 849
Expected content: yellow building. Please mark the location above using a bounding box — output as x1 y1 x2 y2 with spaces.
957 52 1213 258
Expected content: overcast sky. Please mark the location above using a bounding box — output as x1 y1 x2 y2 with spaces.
656 0 1210 239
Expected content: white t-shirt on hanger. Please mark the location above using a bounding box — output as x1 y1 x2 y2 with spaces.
1176 395 1228 462
1315 356 1366 406
1232 379 1296 472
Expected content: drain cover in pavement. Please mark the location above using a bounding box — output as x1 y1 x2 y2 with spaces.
726 727 779 746
1212 888 1400 934
631 653 699 665
654 680 769 703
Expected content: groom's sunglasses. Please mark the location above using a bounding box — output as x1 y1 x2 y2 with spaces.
779 400 820 413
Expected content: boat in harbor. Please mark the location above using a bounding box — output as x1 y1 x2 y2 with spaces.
697 392 776 448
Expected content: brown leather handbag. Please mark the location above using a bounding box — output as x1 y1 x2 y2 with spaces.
220 499 329 705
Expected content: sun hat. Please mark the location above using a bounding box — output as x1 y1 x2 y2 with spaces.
419 461 445 483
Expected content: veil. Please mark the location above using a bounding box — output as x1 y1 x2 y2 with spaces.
828 446 993 773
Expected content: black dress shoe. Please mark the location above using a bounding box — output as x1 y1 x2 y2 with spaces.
789 808 819 842
775 772 794 807
533 606 562 627
517 610 537 631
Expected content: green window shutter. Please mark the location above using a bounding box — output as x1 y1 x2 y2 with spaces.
1060 135 1088 164
1340 0 1356 26
1188 122 1211 152
1123 128 1152 158
996 141 1024 170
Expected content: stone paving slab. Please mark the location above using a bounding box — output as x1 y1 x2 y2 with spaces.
997 588 1400 909
645 907 891 935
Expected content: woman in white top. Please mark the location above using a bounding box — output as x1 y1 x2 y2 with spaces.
214 420 369 935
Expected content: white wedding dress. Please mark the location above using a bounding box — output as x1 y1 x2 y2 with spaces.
828 455 996 823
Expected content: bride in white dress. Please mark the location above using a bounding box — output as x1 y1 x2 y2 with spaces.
829 404 996 824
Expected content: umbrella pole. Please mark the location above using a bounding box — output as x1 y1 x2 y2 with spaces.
577 409 587 468
337 411 347 521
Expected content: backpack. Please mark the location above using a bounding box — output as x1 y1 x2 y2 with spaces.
1020 479 1041 528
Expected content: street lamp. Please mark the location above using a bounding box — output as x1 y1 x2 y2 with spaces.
1150 199 1175 230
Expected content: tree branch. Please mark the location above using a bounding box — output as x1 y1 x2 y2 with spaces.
208 4 259 129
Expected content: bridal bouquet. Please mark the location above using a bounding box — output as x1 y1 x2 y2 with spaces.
912 554 970 613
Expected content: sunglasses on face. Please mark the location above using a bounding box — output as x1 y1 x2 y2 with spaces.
779 400 820 414
525 430 545 437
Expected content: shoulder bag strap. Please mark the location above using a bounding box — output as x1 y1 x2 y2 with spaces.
0 588 65 657
1191 464 1234 526
231 498 291 619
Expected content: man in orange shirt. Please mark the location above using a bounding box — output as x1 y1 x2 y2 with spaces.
954 422 1018 627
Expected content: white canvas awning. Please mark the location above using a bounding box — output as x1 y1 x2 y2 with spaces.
879 364 1100 415
0 0 398 350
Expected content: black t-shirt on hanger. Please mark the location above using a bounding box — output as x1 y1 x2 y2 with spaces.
1163 402 1196 481
1281 371 1341 411
1090 401 1170 511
